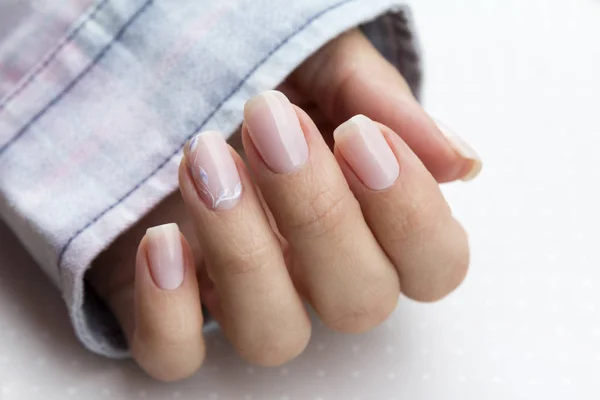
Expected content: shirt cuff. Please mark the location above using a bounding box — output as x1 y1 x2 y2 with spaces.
0 0 421 358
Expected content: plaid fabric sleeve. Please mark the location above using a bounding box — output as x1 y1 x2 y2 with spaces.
0 0 421 358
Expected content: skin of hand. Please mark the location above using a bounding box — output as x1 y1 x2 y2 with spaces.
88 29 481 381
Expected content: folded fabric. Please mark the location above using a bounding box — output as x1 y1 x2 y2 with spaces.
0 0 421 358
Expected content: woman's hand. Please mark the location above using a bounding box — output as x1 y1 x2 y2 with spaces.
88 29 481 381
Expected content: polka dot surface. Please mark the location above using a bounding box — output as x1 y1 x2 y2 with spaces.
1 1 600 399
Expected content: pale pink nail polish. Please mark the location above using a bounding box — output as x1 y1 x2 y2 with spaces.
434 120 482 181
146 223 184 290
334 115 399 190
185 131 242 210
244 90 309 174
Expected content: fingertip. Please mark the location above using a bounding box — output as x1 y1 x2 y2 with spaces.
144 223 184 290
236 322 312 367
433 120 483 182
181 131 243 211
333 115 400 191
243 90 309 174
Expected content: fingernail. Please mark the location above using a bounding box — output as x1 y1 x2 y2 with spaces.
146 223 184 290
435 120 482 181
334 115 399 190
244 90 309 174
185 131 243 210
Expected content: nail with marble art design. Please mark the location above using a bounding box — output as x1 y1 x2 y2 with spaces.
189 134 199 153
184 131 242 210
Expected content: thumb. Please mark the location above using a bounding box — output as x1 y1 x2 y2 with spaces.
291 29 481 182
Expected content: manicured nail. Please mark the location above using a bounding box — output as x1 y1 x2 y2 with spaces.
334 115 399 190
435 120 482 181
244 90 309 174
185 131 242 210
146 223 184 290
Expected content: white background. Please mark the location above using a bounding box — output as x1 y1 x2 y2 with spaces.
1 0 600 398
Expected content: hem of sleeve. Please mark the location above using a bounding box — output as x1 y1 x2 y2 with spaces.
58 0 423 358
362 7 423 100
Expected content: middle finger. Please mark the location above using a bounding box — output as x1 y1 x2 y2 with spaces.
242 90 400 333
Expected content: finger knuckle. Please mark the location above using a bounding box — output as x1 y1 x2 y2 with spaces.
329 66 360 117
137 352 204 382
286 184 355 239
144 358 203 382
324 289 398 333
237 326 310 367
393 199 441 244
216 240 274 277
292 30 359 117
